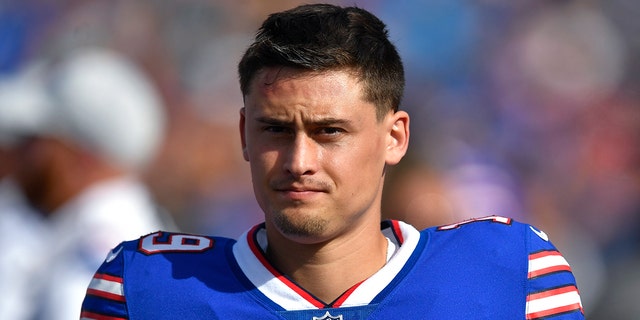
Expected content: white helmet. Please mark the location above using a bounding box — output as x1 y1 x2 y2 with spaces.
45 47 166 170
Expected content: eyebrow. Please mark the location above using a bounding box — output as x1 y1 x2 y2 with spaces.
255 116 352 127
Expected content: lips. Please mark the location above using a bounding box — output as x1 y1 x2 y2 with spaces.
276 186 326 198
279 185 325 192
271 179 330 199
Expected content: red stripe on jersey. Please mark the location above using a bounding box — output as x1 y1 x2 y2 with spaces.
526 285 583 319
247 226 326 309
528 250 572 278
526 303 583 320
86 288 126 302
391 220 404 244
529 250 561 260
332 280 365 308
526 285 578 301
94 273 123 283
80 311 127 320
528 265 573 279
86 273 125 302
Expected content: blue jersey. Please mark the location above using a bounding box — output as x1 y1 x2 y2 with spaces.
80 216 584 319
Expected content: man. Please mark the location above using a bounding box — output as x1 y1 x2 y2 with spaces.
80 4 584 319
0 47 171 319
0 73 50 319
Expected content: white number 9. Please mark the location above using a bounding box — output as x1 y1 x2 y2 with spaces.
138 232 214 254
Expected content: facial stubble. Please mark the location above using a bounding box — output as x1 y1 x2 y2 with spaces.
273 208 330 239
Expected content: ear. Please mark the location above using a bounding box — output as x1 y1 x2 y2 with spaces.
239 107 249 161
385 110 410 166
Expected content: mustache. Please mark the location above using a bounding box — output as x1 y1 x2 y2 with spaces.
270 177 332 192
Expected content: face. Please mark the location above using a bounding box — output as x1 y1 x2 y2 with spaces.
240 67 409 244
12 136 62 213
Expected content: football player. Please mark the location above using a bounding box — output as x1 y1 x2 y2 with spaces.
80 4 583 319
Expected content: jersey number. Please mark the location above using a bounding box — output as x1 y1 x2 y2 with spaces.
437 215 512 231
138 232 214 254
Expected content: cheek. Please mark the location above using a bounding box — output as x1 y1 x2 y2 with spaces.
248 148 279 180
329 142 385 186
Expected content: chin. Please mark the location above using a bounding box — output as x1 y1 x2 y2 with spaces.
273 211 331 241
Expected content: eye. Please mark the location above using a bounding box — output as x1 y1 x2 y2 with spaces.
263 126 292 134
316 127 345 137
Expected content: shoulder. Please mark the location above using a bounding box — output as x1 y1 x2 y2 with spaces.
118 231 236 261
419 215 564 269
419 215 584 318
81 231 240 319
92 231 237 280
423 215 551 246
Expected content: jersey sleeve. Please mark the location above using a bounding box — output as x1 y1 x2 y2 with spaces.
80 242 130 320
525 224 584 319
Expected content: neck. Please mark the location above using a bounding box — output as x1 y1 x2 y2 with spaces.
265 220 388 304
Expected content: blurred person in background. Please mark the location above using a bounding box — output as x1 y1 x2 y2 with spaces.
0 47 173 319
0 70 50 319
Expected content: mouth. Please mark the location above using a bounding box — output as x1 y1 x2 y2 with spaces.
272 181 329 201
280 190 321 201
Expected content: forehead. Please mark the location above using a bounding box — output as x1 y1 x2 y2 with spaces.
254 67 360 94
245 67 373 118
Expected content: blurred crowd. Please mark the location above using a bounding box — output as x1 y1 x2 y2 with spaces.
0 0 638 319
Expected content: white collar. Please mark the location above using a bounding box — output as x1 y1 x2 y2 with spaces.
232 220 421 310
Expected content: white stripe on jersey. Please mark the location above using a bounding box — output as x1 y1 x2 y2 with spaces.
526 285 582 319
87 274 124 301
528 251 571 278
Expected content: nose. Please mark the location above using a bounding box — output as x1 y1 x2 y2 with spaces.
283 133 318 177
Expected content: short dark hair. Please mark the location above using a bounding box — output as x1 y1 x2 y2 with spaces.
238 3 404 119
